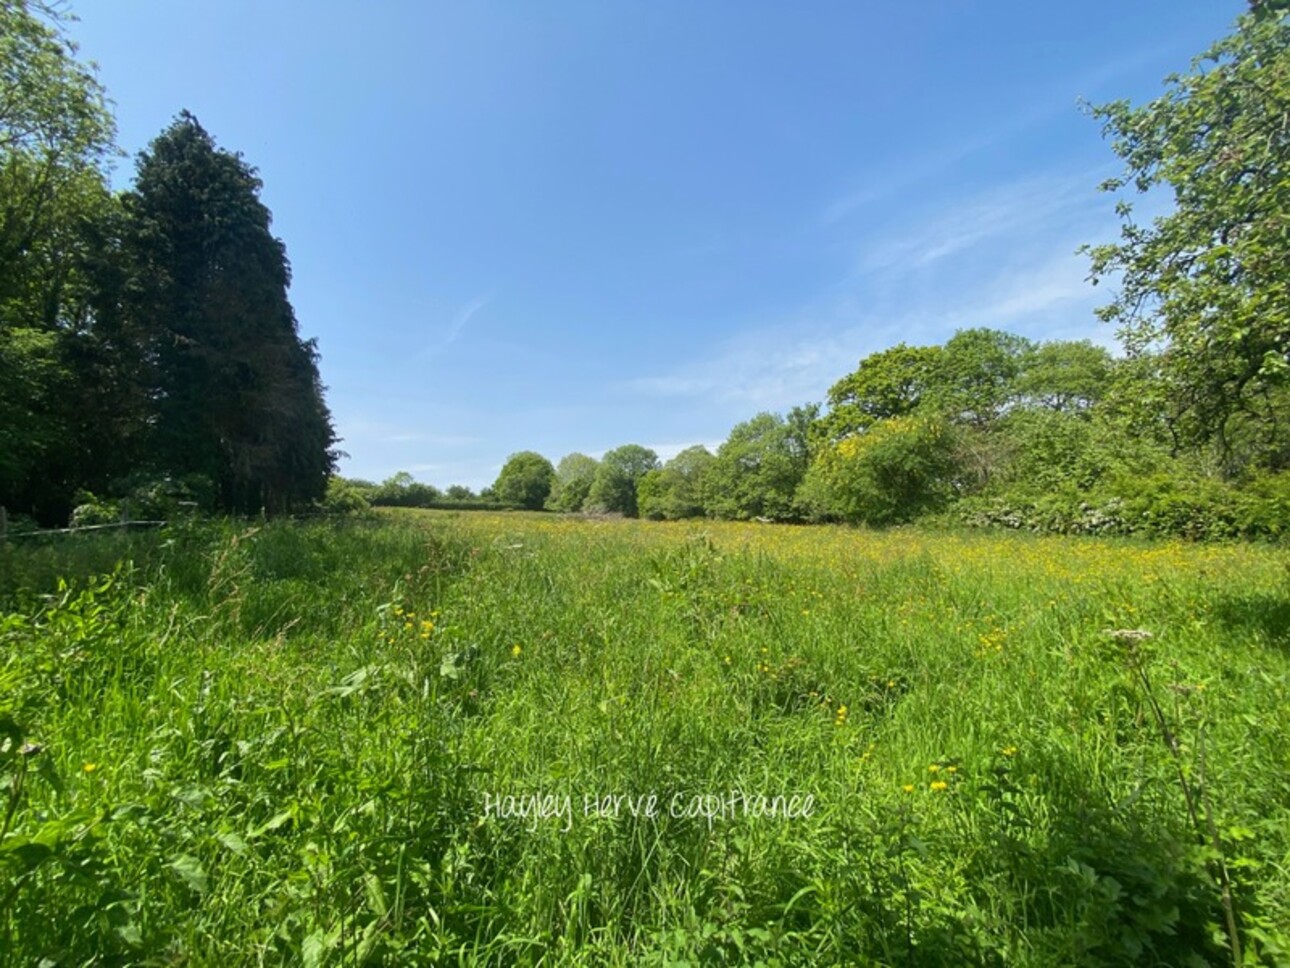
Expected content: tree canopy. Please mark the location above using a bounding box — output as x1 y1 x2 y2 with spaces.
586 445 659 517
494 451 556 509
706 412 811 521
1085 10 1290 473
122 114 336 513
637 445 714 520
549 453 599 512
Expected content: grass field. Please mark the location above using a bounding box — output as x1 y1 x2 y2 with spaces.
2 510 1288 965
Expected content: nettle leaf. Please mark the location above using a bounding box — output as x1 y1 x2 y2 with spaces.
325 664 380 698
169 853 208 894
439 653 462 680
247 809 294 839
302 925 341 968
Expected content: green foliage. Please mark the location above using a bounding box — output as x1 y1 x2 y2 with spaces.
585 445 659 517
369 471 441 508
1085 10 1290 473
493 451 555 510
549 453 599 512
0 1 115 164
1015 339 1115 413
707 413 810 521
0 4 128 523
1 513 1286 962
820 343 941 442
930 328 1032 428
321 476 371 514
801 415 958 524
992 408 1166 495
637 445 715 520
122 113 336 514
67 492 119 528
957 468 1290 541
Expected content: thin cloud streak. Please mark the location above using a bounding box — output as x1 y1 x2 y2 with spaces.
821 41 1174 225
446 294 491 344
853 167 1111 275
630 164 1124 413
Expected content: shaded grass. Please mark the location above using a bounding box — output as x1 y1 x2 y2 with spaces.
1 510 1288 965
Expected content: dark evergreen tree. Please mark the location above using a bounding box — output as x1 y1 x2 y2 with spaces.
122 113 335 513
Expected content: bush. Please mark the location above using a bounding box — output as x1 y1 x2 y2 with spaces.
321 476 371 514
956 470 1290 541
1235 471 1290 538
69 492 122 528
369 472 441 508
801 415 957 525
493 452 556 510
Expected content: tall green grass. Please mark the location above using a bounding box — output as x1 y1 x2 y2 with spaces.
1 511 1287 965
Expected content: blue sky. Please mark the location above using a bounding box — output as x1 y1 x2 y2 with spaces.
71 1 1244 490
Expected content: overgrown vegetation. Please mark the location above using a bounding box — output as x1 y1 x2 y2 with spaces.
1 3 335 525
1 510 1287 964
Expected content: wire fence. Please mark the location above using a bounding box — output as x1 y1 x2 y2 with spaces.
0 504 169 542
0 500 529 542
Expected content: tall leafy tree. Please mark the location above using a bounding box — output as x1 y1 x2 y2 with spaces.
0 0 119 521
706 413 808 521
929 328 1032 428
494 451 556 509
549 452 599 512
586 445 659 517
123 113 336 512
819 344 941 442
1014 340 1114 414
637 445 714 520
1085 9 1290 472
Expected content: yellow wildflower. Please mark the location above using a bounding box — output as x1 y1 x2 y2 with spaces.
511 644 522 657
82 762 98 773
930 780 948 792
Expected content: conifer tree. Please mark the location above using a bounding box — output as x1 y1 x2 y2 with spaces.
123 113 335 513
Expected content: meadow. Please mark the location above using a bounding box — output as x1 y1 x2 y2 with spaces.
1 509 1288 966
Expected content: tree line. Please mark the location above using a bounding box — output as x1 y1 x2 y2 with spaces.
364 7 1290 541
1 2 335 527
464 325 1288 540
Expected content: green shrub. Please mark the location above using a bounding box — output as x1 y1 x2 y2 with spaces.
320 476 371 514
801 415 957 525
69 493 121 528
957 470 1290 541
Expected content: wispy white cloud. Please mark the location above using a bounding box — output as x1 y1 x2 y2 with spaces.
642 440 726 461
630 164 1129 413
821 42 1172 226
446 294 491 344
382 431 479 445
336 417 479 447
854 167 1109 275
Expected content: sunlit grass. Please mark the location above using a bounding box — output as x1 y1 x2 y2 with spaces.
1 510 1287 964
